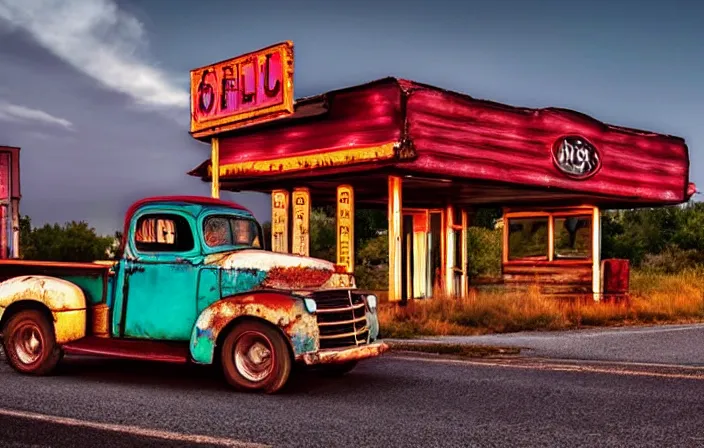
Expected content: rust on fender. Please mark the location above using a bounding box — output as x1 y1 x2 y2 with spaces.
189 292 319 364
0 275 87 344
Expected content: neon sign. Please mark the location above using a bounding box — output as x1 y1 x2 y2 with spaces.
552 136 601 179
190 41 294 138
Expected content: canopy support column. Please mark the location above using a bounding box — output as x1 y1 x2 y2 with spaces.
336 185 355 273
292 188 311 256
271 190 290 253
444 205 455 297
460 210 468 298
388 176 402 302
592 205 602 301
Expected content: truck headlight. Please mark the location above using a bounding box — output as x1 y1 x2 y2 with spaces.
365 294 377 312
303 298 317 314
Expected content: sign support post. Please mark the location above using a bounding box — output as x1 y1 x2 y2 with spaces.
211 137 219 199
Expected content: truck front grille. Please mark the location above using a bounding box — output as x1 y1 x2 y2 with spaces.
311 290 369 350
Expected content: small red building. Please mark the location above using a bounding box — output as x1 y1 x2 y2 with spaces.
188 44 694 302
0 146 20 259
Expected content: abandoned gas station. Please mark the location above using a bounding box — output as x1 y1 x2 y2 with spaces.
187 41 695 303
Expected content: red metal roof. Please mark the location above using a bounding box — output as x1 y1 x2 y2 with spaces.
189 77 694 207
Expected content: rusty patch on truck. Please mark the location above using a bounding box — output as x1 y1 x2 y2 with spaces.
262 267 334 289
190 293 319 364
302 342 389 365
0 276 86 313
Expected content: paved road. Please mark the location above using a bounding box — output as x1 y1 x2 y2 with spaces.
398 323 704 366
2 350 704 447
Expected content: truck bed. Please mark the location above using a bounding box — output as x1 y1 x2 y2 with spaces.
0 259 113 305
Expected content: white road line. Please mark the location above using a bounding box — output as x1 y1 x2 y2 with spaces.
391 355 704 381
0 408 269 448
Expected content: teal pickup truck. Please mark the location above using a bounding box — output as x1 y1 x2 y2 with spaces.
0 196 387 393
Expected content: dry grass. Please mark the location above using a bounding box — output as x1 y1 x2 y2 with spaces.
378 269 704 338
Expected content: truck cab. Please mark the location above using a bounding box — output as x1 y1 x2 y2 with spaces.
0 196 387 393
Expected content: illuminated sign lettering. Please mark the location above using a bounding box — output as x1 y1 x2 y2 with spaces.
336 185 354 273
271 190 289 253
291 188 310 256
190 41 294 138
552 136 601 179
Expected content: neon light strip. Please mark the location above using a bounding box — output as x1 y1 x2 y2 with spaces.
208 142 398 178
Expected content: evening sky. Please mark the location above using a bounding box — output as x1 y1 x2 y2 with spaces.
0 0 701 234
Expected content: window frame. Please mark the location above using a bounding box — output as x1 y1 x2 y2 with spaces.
198 210 265 255
129 209 200 261
552 213 593 261
505 215 551 262
502 208 595 265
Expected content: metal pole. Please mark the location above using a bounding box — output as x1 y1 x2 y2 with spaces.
211 137 220 199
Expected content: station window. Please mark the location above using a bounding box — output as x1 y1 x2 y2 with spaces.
134 214 194 253
505 212 594 262
554 215 592 259
507 217 549 261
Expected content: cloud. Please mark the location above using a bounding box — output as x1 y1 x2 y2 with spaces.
0 0 188 109
0 101 73 130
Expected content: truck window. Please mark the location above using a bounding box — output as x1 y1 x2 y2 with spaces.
135 214 194 252
203 216 262 249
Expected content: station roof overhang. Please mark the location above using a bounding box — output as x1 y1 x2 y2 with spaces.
188 77 696 209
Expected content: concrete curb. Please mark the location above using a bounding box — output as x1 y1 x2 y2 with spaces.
385 339 521 358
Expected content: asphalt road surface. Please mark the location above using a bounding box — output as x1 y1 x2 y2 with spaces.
2 346 704 448
408 323 704 365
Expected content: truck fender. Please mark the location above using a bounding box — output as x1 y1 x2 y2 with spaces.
0 275 87 344
189 292 319 365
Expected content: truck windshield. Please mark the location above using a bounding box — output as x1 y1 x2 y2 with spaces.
203 215 263 250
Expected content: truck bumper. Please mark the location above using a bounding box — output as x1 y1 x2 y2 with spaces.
301 341 389 365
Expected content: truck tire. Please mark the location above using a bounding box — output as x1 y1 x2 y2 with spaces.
2 309 61 375
220 320 292 394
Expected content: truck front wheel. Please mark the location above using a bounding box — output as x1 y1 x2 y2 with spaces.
2 309 62 375
220 321 292 394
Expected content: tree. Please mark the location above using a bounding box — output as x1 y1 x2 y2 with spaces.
472 208 502 229
354 233 389 289
19 216 116 262
310 209 336 261
600 202 704 271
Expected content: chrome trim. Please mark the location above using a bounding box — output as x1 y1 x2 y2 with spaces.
317 315 367 326
315 302 366 313
319 326 369 340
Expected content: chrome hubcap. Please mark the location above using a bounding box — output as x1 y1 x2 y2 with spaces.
14 323 43 365
234 331 274 382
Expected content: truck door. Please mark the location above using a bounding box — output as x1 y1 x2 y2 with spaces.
122 211 201 341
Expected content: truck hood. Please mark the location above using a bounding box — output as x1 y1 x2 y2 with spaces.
204 249 355 291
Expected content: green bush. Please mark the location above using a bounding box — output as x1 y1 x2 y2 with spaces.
466 227 502 279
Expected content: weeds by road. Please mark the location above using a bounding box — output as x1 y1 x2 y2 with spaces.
379 269 704 338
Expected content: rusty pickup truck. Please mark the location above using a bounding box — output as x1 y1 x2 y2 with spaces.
0 196 387 393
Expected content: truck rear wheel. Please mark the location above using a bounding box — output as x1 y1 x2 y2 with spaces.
2 309 61 375
220 321 292 394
